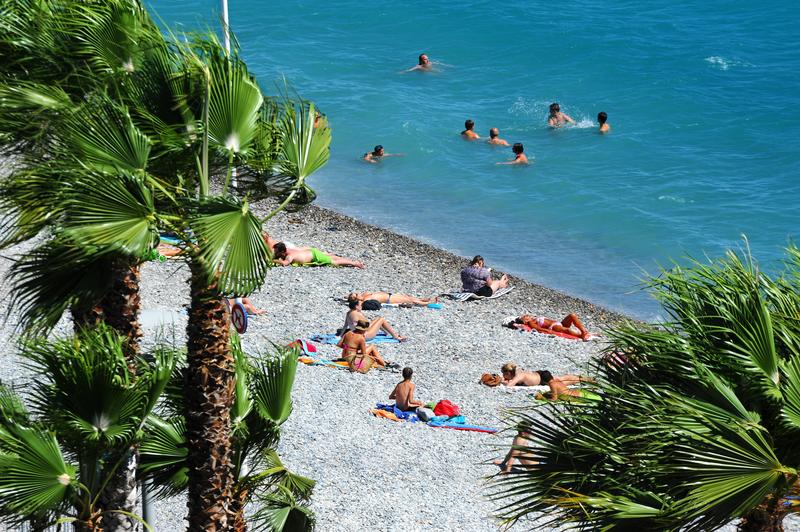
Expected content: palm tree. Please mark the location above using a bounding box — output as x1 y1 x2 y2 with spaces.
0 325 175 531
139 339 315 531
490 245 800 531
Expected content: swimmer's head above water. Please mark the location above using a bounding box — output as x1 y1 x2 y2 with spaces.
418 54 430 66
464 119 475 131
597 112 607 125
512 143 524 154
373 145 384 156
489 127 500 139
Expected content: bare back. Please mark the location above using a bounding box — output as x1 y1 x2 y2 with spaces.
390 380 416 411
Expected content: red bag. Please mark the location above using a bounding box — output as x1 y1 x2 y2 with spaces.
433 399 460 417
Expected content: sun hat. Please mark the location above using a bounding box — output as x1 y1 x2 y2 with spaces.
355 319 370 331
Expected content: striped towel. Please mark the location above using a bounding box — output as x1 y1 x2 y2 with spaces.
447 286 514 302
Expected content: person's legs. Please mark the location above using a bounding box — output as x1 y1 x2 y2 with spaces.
487 274 510 292
495 432 536 473
328 253 365 269
557 374 582 386
365 345 385 366
241 297 266 315
561 313 589 339
393 294 436 306
364 317 406 341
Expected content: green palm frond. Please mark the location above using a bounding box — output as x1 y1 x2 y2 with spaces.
0 164 70 248
64 103 151 174
190 196 271 295
258 449 315 501
779 355 800 430
251 488 315 532
139 416 188 499
63 172 158 257
7 240 113 335
0 383 29 427
0 82 71 145
278 102 330 181
231 334 253 428
251 345 297 425
0 424 76 518
206 51 263 159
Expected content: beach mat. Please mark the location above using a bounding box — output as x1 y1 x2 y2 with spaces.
427 419 498 434
310 332 400 345
447 286 514 302
371 404 497 434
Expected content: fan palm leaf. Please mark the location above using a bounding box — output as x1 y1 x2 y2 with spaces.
138 416 188 499
251 345 297 425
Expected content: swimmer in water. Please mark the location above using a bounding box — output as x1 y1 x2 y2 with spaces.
407 53 433 72
497 143 529 165
597 111 610 133
487 128 510 146
461 119 480 140
363 145 404 163
548 102 575 127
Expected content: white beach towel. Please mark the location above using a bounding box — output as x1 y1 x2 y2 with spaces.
446 286 514 302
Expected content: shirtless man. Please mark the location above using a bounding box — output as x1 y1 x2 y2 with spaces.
513 313 592 341
363 145 403 163
408 53 433 72
347 291 439 307
548 102 575 127
461 119 480 140
500 364 584 387
497 143 528 165
272 242 364 268
537 371 584 401
597 111 611 133
487 128 509 146
389 367 424 411
343 299 406 341
338 320 386 367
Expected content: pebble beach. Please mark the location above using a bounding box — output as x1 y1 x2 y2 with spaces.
4 200 793 531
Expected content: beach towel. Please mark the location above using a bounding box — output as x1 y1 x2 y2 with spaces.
309 332 401 345
159 235 182 246
427 419 498 434
504 316 585 341
534 390 602 402
374 403 419 422
446 286 514 302
297 356 349 368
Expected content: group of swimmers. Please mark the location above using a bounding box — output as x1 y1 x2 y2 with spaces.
363 53 611 166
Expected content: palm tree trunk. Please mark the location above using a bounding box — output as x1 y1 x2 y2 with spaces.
185 261 236 530
231 487 249 532
738 505 787 532
95 260 144 532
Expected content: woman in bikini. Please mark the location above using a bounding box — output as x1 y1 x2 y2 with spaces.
347 291 438 307
512 313 592 341
337 320 386 367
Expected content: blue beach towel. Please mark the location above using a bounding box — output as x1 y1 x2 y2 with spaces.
309 332 401 345
427 419 498 434
375 403 419 422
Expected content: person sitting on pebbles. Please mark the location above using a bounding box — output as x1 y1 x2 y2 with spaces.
338 319 386 369
347 291 439 307
389 367 424 411
343 299 407 341
500 363 586 387
461 255 509 297
272 242 364 269
509 313 593 341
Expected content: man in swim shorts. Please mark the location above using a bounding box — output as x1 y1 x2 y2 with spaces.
272 242 364 268
461 119 480 140
497 143 528 165
347 291 439 307
548 102 575 127
487 128 509 146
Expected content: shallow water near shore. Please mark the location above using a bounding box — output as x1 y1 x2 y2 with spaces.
151 0 800 320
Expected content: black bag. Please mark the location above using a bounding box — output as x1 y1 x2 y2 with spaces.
362 299 382 311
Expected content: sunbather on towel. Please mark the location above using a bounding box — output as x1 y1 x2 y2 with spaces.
460 255 508 296
495 431 537 474
337 320 386 368
343 299 406 341
272 242 364 269
347 291 438 307
390 367 424 411
511 313 592 341
536 371 584 401
500 364 584 387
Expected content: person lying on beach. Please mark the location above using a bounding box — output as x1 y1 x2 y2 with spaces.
597 111 610 133
461 119 480 140
347 291 439 307
511 313 592 341
495 431 537 474
390 367 424 411
497 143 528 165
228 297 266 315
363 145 403 163
461 255 509 297
548 102 575 127
343 299 406 341
157 243 183 257
535 371 584 401
487 128 509 146
500 364 585 387
272 242 364 269
407 53 433 72
338 320 386 368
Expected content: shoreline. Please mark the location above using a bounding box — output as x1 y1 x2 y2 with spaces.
283 201 636 326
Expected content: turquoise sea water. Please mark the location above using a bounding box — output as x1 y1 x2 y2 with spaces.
152 0 800 320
